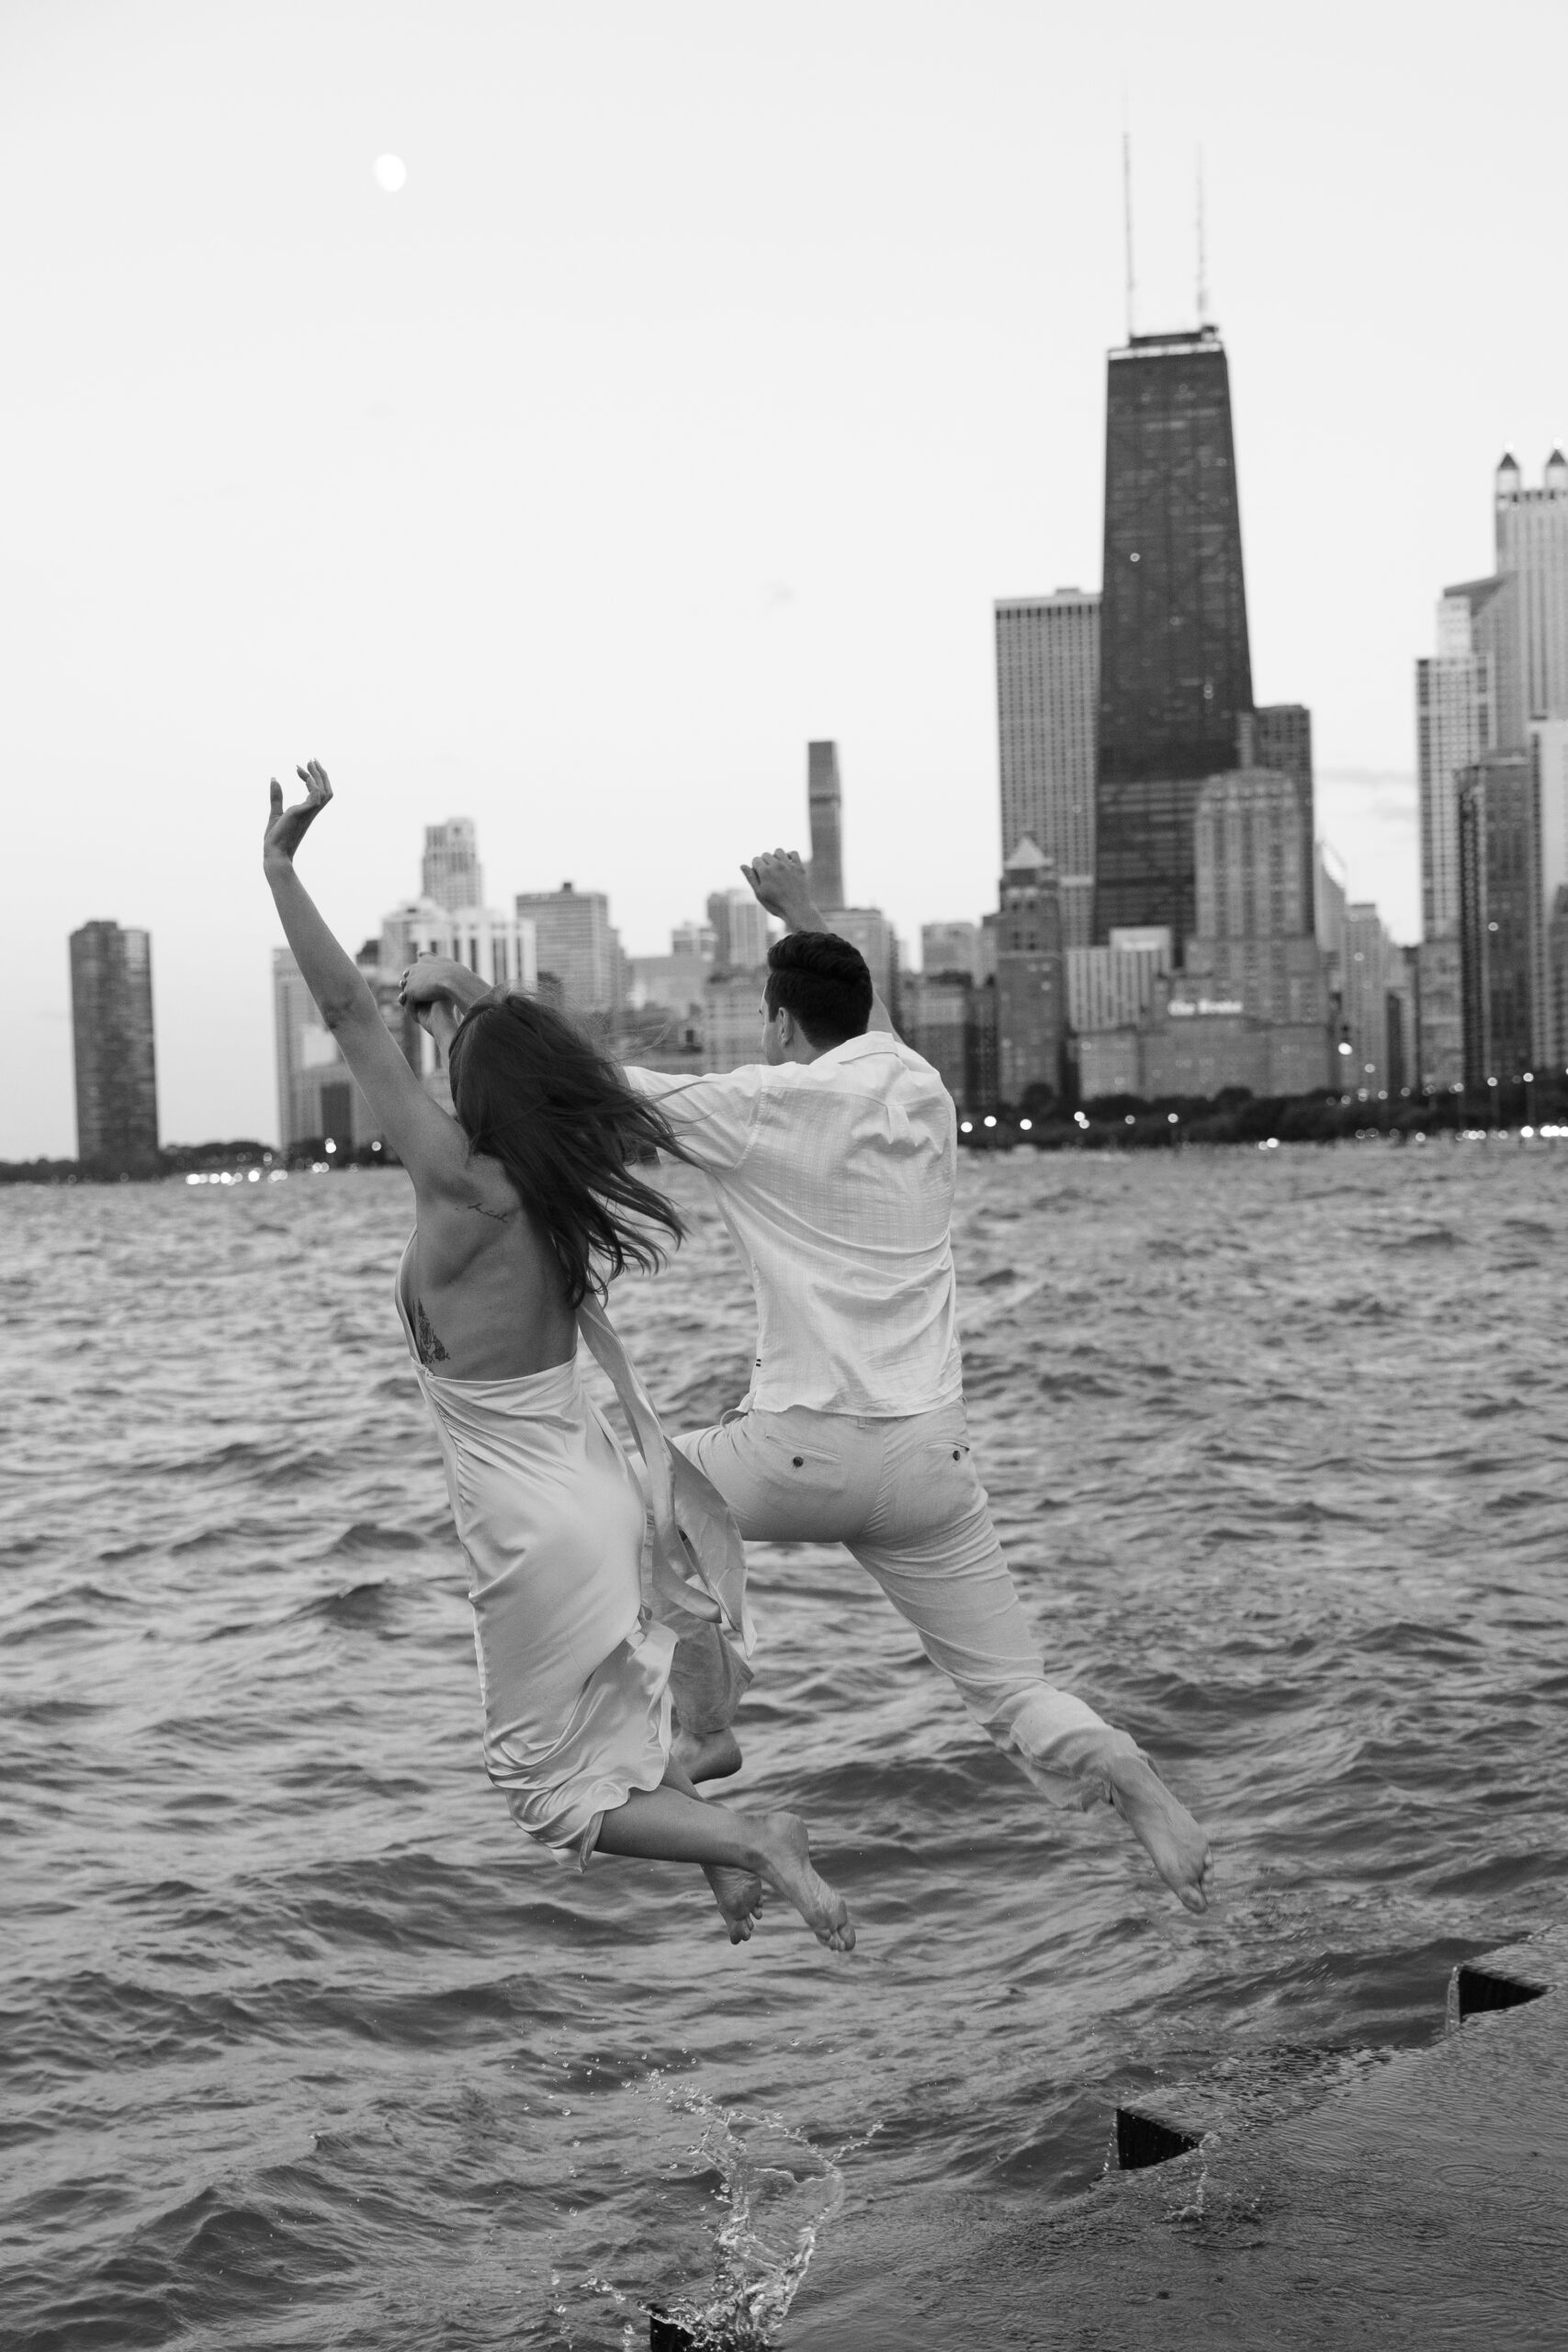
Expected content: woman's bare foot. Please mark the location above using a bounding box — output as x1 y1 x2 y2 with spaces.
672 1725 743 1783
749 1813 855 1952
1108 1750 1213 1914
704 1863 765 1944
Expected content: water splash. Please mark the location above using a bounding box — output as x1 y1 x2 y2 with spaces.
645 2081 874 2350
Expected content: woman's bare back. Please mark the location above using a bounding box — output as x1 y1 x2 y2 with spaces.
407 1148 578 1382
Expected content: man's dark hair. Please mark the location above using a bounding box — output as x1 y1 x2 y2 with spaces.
764 930 873 1047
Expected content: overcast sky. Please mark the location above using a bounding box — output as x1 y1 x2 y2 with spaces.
5 0 1566 1155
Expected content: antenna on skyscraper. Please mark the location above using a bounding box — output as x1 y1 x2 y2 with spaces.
1195 146 1209 324
1122 122 1136 341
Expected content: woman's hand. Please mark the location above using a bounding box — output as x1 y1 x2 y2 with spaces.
264 760 333 870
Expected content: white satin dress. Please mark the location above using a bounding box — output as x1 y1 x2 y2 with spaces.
395 1240 751 1867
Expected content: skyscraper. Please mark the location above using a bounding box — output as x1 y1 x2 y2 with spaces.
920 921 980 978
994 590 1100 946
513 882 621 1019
422 817 483 911
1458 750 1542 1085
824 906 899 1023
1247 704 1315 933
1185 767 1331 1091
70 921 159 1175
1416 579 1508 944
1495 450 1568 736
1341 903 1405 1096
1095 325 1254 956
807 741 844 911
705 888 771 971
272 943 415 1150
1533 718 1568 1066
993 838 1064 1103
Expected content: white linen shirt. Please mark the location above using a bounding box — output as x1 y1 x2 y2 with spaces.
625 1033 962 1418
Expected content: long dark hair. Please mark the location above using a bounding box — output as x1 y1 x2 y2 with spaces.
446 994 689 1307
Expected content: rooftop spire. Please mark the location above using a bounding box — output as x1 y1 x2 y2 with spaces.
1122 121 1136 343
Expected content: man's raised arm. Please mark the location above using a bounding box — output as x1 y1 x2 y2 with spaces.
739 849 894 1033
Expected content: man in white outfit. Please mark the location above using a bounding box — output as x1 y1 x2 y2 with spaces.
407 852 1212 1913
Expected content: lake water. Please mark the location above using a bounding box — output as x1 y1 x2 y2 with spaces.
4 1139 1565 2348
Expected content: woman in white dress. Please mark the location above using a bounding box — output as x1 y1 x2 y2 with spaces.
264 762 853 1954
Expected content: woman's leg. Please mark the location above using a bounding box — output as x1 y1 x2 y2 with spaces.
593 1763 855 1952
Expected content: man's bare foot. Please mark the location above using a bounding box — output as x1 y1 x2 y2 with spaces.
1108 1750 1213 1914
749 1813 855 1953
704 1863 764 1944
672 1726 743 1783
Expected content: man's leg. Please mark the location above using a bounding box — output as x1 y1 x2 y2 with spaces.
668 1409 878 1780
851 1415 1213 1913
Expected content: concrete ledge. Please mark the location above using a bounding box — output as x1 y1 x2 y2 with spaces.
987 1925 1568 2349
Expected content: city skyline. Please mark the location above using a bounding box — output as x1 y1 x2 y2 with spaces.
7 4 1568 1153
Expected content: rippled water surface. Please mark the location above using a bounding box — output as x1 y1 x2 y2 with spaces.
4 1142 1566 2348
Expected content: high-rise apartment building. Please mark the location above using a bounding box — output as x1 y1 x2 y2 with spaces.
1458 750 1542 1085
994 591 1100 946
824 906 899 1023
70 921 159 1175
920 921 980 978
1341 903 1405 1096
899 973 977 1108
1495 450 1568 737
422 817 483 912
513 882 620 1019
1183 768 1331 1091
1416 579 1509 941
1545 888 1568 1079
807 741 844 911
1194 768 1310 945
1245 705 1315 933
1066 929 1170 1035
702 972 768 1074
1533 719 1568 1066
380 901 537 995
1095 326 1254 956
705 888 771 971
272 943 414 1150
994 838 1064 1103
671 919 716 961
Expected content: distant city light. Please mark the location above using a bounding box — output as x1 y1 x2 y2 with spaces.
960 1120 973 1133
1019 1117 1032 1131
982 1115 997 1128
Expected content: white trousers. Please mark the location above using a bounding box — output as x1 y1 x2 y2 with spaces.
674 1399 1140 1810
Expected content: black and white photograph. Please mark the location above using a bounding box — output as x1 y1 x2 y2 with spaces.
3 4 1565 2346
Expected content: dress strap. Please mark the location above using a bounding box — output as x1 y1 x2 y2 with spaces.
575 1292 753 1663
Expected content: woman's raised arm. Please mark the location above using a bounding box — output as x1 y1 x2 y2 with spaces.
262 762 474 1197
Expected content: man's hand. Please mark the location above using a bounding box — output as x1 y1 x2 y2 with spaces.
741 848 827 933
399 956 491 1016
264 760 333 870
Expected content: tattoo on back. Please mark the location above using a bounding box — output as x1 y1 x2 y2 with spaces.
414 1299 449 1367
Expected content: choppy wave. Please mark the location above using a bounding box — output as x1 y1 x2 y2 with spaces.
3 1140 1566 2346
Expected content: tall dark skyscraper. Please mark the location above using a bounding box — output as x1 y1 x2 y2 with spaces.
1458 749 1541 1085
1095 325 1254 957
807 740 844 910
70 920 160 1175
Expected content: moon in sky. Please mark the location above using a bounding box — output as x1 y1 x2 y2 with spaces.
373 154 407 194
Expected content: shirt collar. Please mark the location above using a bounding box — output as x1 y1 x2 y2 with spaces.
812 1031 901 1068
